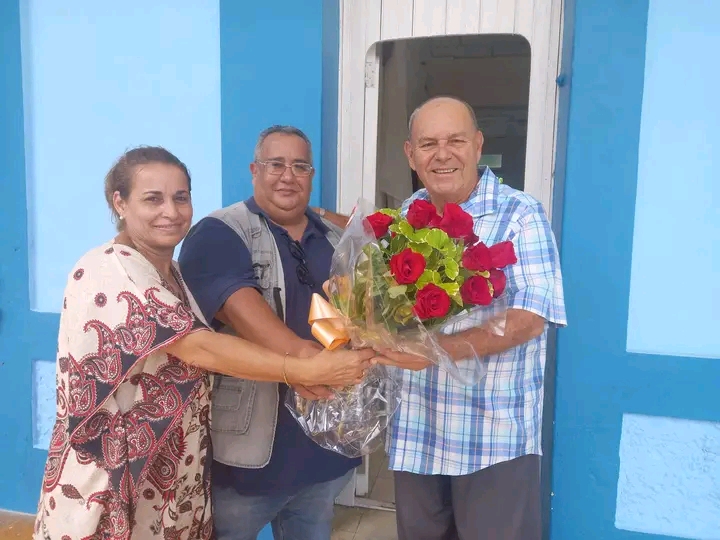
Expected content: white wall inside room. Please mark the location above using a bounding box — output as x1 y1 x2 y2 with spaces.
375 35 531 208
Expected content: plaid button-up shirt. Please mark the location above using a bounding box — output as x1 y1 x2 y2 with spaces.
387 168 567 476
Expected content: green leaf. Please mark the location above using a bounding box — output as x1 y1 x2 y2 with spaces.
437 282 460 297
418 228 451 251
408 242 433 258
425 250 442 271
394 304 415 325
380 208 401 218
387 285 408 299
443 259 459 280
389 234 408 254
397 220 415 240
417 269 442 288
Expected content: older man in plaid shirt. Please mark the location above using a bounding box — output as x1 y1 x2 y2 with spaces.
376 96 567 540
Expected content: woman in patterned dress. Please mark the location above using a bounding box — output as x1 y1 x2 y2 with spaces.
33 147 374 540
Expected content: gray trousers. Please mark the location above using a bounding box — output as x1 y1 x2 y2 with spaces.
394 455 541 540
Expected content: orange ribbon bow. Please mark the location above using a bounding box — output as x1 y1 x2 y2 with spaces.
308 293 350 350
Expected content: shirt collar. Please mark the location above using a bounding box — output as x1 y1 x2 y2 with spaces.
244 197 329 236
466 166 499 218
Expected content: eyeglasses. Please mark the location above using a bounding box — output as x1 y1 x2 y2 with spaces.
256 160 314 177
288 240 315 288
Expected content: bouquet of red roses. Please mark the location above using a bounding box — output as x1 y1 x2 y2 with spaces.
325 198 516 385
285 199 516 458
363 199 517 328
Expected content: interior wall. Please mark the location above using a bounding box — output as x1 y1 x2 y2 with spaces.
375 35 531 205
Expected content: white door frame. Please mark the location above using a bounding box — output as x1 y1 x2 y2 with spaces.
333 0 566 508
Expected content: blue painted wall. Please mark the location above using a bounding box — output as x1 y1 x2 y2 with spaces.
0 0 41 513
0 4 336 533
220 0 326 208
5 1 720 538
552 0 720 538
22 0 224 450
625 0 720 361
22 0 223 315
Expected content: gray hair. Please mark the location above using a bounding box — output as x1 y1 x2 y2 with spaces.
407 96 479 139
253 125 313 163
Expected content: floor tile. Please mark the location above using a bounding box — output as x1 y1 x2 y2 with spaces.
354 509 398 540
369 477 395 504
330 531 356 540
0 511 34 540
332 506 364 533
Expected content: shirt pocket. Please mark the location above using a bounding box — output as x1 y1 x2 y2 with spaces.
210 375 256 435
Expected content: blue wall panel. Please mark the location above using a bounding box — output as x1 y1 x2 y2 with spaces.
21 0 224 455
21 0 223 314
220 0 325 208
616 414 720 538
552 0 720 538
0 0 46 513
320 0 341 210
626 0 720 360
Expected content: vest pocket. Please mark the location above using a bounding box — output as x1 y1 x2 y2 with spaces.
252 258 273 291
211 375 256 435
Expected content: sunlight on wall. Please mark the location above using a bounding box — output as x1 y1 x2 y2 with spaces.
20 0 222 314
616 413 720 539
22 0 222 449
627 0 720 359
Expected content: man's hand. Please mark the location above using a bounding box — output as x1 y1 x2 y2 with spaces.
373 349 433 371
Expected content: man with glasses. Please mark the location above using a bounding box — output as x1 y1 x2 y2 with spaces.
178 125 361 540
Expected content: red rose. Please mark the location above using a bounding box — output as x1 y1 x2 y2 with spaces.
365 212 394 238
464 231 479 247
489 241 517 268
462 242 493 271
436 203 474 240
488 269 507 298
413 284 451 320
460 276 493 306
389 248 426 284
406 200 439 229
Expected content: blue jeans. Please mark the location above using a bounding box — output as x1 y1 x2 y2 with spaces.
213 470 353 540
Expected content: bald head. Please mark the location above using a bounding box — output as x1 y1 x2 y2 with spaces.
408 96 478 140
403 95 484 208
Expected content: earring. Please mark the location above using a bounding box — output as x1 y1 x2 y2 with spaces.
119 215 124 221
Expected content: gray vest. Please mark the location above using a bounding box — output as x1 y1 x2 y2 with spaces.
208 201 343 468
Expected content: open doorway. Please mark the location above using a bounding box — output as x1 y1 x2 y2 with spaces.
374 34 531 210
353 33 533 511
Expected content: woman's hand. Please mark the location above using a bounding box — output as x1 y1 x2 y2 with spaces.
292 384 335 400
289 347 375 388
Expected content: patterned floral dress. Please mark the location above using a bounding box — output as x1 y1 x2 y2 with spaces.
34 242 214 540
